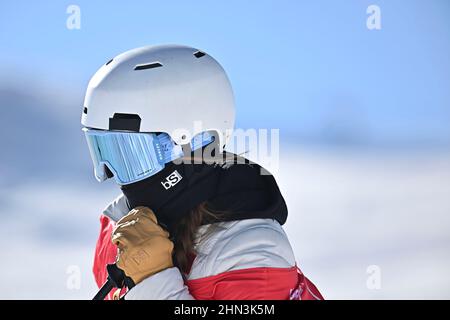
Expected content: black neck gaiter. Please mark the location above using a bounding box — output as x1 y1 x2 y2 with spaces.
120 153 288 237
120 160 221 235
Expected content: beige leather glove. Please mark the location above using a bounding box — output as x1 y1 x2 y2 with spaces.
111 206 174 285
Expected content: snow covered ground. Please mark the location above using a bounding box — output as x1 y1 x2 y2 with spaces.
0 146 449 299
279 147 450 299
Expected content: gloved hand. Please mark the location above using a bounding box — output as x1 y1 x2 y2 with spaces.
111 206 174 285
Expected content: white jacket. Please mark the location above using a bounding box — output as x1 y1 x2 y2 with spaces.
94 194 322 300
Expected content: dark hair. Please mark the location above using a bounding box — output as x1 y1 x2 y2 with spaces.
172 202 226 274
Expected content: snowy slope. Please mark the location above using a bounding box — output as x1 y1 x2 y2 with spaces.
278 147 450 299
1 147 449 299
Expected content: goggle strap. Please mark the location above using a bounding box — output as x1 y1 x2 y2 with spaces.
156 132 214 164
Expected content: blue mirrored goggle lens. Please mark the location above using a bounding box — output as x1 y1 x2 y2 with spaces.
84 129 165 185
83 129 214 185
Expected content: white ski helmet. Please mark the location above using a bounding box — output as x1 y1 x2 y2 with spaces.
81 44 235 151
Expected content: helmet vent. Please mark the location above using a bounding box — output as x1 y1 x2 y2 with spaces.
134 62 163 71
105 58 113 66
83 107 88 114
194 51 206 58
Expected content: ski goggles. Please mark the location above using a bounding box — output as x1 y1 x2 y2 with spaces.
83 128 214 185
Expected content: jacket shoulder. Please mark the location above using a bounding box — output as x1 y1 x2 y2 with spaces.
189 218 296 280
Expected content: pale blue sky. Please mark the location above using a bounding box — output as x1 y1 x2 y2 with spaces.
1 0 449 146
